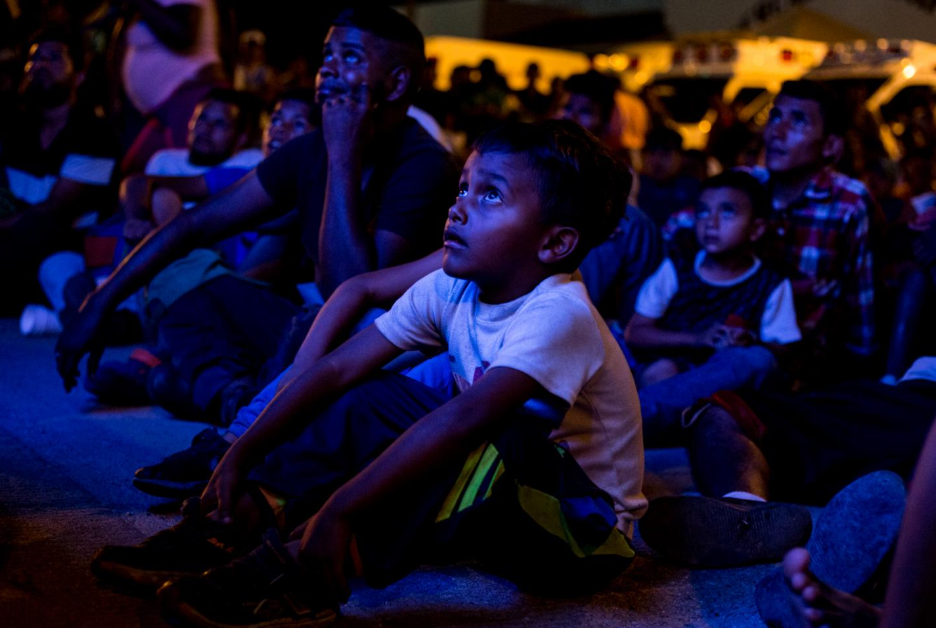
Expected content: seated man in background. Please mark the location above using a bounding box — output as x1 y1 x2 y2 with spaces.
55 6 458 426
637 126 700 227
665 80 881 382
557 71 662 323
0 28 119 315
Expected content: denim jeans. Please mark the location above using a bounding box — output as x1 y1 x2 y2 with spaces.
639 345 778 445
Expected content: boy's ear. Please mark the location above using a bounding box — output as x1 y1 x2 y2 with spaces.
821 133 844 163
384 65 411 103
749 217 767 243
539 225 580 265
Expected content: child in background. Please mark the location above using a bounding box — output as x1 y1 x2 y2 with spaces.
625 170 800 444
92 120 646 627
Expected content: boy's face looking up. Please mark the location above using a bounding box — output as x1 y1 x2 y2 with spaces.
695 186 764 256
188 99 243 166
443 150 555 302
262 99 314 156
764 95 835 175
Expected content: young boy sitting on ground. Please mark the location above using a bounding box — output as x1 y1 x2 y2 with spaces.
625 170 801 444
92 120 647 627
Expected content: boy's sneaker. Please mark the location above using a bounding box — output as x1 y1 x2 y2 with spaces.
91 500 247 590
639 495 812 567
84 348 161 406
158 529 338 628
755 471 906 627
133 428 231 499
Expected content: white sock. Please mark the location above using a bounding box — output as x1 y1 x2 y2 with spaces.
722 491 767 503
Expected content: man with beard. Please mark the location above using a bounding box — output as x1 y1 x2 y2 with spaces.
55 7 457 427
0 28 119 315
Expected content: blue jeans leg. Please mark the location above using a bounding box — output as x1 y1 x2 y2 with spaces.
640 345 778 445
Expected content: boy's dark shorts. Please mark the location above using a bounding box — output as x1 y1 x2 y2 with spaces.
249 372 635 595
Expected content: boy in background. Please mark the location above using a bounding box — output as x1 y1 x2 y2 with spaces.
626 171 800 443
92 120 646 627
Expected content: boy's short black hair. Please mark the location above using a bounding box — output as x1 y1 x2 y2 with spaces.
777 79 846 137
331 6 425 97
563 71 617 123
698 170 770 220
644 126 683 152
275 87 320 126
472 120 631 269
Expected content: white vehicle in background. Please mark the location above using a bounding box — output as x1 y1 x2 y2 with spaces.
643 37 828 149
806 39 936 159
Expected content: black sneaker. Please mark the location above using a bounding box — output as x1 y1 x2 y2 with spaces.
133 428 231 499
158 529 338 628
639 495 813 567
84 351 157 406
91 505 246 590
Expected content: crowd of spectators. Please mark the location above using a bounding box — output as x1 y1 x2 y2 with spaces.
3 3 936 628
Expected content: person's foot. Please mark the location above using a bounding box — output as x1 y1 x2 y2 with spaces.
147 364 203 422
756 471 906 628
639 495 812 567
91 500 250 590
84 348 161 406
157 529 338 628
133 428 232 499
779 548 882 628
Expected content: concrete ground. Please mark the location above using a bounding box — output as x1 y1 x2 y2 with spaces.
0 319 787 628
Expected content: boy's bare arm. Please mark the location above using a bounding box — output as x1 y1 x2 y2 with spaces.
205 325 404 520
287 249 443 379
625 312 722 349
299 366 543 600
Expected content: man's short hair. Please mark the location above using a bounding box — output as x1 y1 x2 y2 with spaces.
472 120 631 268
563 71 617 123
644 126 684 152
777 79 846 137
699 170 770 220
331 6 425 97
28 26 82 65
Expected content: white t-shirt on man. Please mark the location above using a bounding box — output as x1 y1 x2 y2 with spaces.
374 270 647 534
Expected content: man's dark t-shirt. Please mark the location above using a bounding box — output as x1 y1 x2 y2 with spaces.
255 117 458 269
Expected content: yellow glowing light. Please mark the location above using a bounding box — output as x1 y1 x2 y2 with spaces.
609 54 627 72
903 64 917 79
699 120 712 134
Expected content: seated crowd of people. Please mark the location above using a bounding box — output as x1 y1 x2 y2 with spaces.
3 5 936 628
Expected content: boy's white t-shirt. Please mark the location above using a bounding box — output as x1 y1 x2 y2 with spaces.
374 269 647 533
634 251 802 344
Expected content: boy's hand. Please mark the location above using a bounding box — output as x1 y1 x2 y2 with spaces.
299 502 353 603
696 324 733 349
200 447 249 524
321 83 376 166
55 296 107 391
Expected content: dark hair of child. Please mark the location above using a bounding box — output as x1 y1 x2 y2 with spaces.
563 71 618 123
697 170 771 220
644 126 684 152
472 119 632 270
777 79 847 137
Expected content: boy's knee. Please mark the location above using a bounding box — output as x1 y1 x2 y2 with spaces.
717 345 777 382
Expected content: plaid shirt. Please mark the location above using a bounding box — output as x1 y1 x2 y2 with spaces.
663 166 877 356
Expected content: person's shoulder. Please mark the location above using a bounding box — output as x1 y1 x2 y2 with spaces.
397 117 454 160
829 171 872 200
224 148 264 169
145 148 190 174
